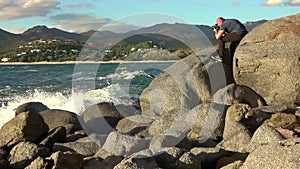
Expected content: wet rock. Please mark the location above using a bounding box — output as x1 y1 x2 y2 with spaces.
40 126 66 150
8 141 50 169
49 151 83 169
80 102 123 135
0 112 48 148
40 109 82 134
14 102 49 116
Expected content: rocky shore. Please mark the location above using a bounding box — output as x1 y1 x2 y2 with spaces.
0 13 299 169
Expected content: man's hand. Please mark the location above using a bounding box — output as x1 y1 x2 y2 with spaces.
213 28 218 34
215 30 226 40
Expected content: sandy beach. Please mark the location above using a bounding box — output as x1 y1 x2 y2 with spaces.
0 60 178 65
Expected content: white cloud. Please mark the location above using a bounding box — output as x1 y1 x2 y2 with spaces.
0 0 59 20
262 0 300 6
65 2 94 9
50 13 111 33
285 0 300 5
100 21 141 33
0 1 11 8
261 0 283 6
49 13 140 33
5 27 27 34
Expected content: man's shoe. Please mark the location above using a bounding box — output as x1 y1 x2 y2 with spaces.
211 55 223 62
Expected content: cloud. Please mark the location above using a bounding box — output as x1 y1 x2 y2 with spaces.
194 1 209 6
261 0 283 6
233 1 242 6
49 13 140 33
285 0 300 5
65 2 94 9
262 0 300 6
100 21 141 33
0 0 60 20
6 27 28 34
50 13 111 33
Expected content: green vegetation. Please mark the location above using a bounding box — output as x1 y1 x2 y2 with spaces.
1 39 193 62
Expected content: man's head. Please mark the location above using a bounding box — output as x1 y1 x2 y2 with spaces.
216 17 224 27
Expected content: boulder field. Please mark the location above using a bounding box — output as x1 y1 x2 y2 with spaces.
0 13 299 169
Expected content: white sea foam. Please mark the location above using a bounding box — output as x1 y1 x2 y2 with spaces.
98 70 148 80
0 89 68 128
0 83 130 128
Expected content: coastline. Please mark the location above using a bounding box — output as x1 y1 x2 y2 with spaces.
0 60 178 65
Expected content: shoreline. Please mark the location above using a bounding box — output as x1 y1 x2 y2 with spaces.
0 60 178 65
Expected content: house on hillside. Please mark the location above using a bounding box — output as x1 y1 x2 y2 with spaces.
1 58 10 62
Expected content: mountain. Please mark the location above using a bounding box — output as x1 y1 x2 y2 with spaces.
22 25 85 41
0 29 25 51
244 19 268 31
0 29 19 40
0 20 267 52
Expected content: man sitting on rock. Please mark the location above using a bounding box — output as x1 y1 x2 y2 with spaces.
211 17 248 65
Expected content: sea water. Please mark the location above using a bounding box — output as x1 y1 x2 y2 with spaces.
0 62 174 127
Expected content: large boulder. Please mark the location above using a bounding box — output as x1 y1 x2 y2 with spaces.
40 109 82 134
0 112 49 148
40 126 67 150
79 102 124 135
8 141 50 169
14 102 49 116
233 13 300 108
186 103 226 142
212 84 266 108
247 124 285 152
102 132 151 157
116 115 153 135
241 138 300 169
49 151 83 169
140 54 234 117
217 104 253 153
53 137 100 157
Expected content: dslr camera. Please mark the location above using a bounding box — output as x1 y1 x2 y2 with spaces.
211 24 220 31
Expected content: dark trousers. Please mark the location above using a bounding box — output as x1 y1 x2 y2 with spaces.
218 32 247 63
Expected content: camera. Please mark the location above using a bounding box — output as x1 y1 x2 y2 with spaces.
211 24 220 31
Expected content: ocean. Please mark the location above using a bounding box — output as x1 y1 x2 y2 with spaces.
0 62 175 127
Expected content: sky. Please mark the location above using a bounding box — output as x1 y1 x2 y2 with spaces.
0 0 299 34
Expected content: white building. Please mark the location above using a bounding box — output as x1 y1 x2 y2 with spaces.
1 58 10 62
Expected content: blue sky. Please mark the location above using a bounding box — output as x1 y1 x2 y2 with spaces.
0 0 299 33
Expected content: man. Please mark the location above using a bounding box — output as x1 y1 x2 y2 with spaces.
211 17 248 64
